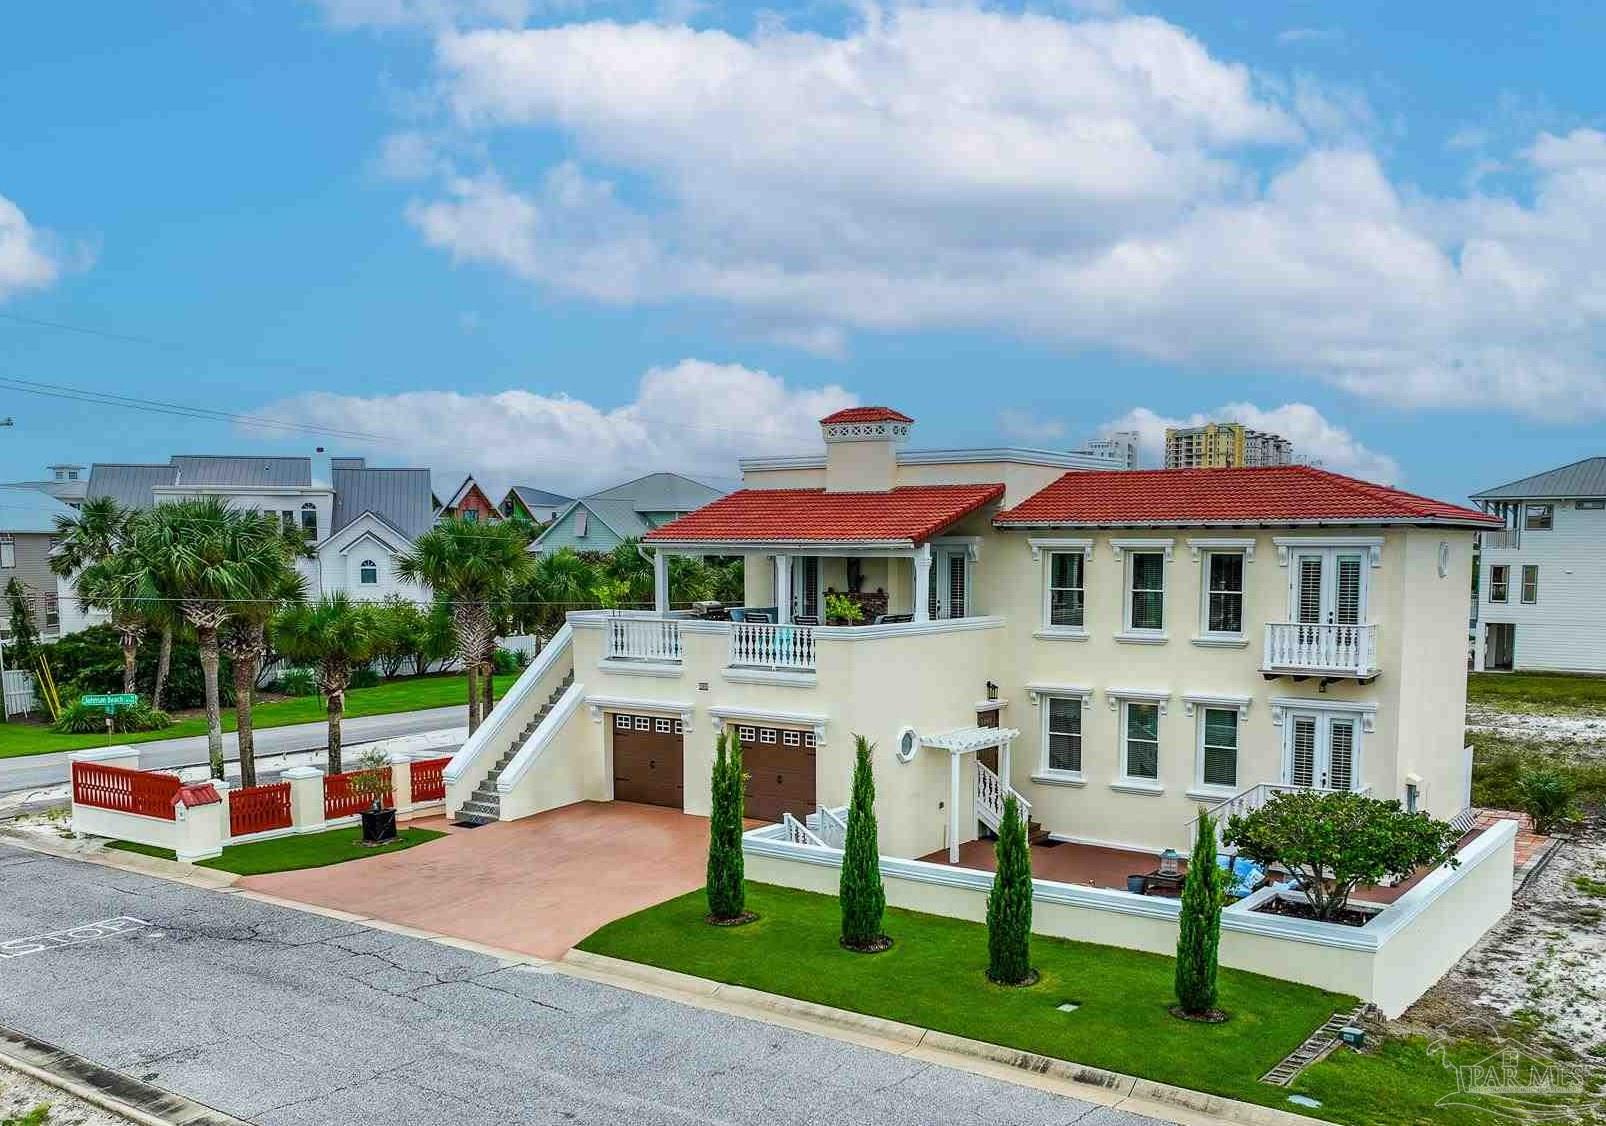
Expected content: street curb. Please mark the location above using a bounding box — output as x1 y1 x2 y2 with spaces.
0 1026 247 1126
0 834 239 890
558 950 1324 1126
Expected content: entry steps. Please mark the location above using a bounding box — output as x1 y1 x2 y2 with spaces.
454 671 575 827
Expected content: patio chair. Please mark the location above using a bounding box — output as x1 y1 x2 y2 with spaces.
793 615 820 626
744 611 775 624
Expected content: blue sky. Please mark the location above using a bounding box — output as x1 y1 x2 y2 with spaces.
3 1 1604 501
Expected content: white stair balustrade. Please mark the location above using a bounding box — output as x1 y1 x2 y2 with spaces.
806 805 849 848
782 811 829 847
1187 781 1374 838
1262 622 1378 677
975 761 1031 834
606 614 683 663
728 622 816 671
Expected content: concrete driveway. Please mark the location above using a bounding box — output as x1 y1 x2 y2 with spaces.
239 801 711 958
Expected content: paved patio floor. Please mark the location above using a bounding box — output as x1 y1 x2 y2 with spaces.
238 801 711 959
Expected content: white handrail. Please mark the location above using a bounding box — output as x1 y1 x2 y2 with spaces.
444 623 573 784
976 761 1031 831
728 622 816 670
782 811 828 847
1189 781 1375 836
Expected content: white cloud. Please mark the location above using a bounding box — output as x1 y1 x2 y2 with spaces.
366 6 1606 419
996 409 1067 444
258 358 854 495
0 194 68 303
1099 403 1401 483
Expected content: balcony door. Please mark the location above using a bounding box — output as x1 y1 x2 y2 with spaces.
1290 548 1366 626
790 556 821 621
927 547 970 620
1283 711 1359 792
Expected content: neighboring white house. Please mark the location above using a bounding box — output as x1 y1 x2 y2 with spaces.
79 454 435 607
1471 456 1606 673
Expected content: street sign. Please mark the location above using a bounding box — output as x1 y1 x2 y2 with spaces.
81 693 138 708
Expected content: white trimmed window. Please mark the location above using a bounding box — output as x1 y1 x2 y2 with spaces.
1524 503 1553 530
1125 552 1166 634
1042 696 1083 776
1121 701 1161 782
1521 565 1538 604
1048 552 1085 629
0 536 13 569
299 502 318 538
359 559 378 585
1201 551 1245 636
1196 707 1239 791
1489 564 1509 603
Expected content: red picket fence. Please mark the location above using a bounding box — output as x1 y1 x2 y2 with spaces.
229 781 292 837
71 762 181 820
324 768 393 820
410 756 451 804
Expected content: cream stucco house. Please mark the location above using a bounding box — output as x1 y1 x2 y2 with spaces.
447 405 1496 855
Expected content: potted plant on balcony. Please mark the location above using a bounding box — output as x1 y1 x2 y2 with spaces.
824 592 864 626
351 746 397 845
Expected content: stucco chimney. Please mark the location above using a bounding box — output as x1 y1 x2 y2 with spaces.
820 407 913 493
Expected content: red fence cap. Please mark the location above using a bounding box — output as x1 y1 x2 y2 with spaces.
174 783 222 808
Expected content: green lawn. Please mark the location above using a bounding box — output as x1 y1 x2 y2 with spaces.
107 825 446 875
1468 670 1606 713
0 672 516 760
579 884 1541 1125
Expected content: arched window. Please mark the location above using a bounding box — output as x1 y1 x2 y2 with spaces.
359 559 378 585
300 502 318 539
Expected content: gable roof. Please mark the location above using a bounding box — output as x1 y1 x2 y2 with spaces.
331 466 435 540
506 485 573 510
644 483 1005 546
0 486 79 533
442 474 499 513
585 471 724 513
169 455 311 487
1471 457 1606 501
86 463 179 509
994 466 1500 529
820 406 914 424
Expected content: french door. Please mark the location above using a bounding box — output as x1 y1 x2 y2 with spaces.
926 548 969 620
790 556 821 620
1290 548 1366 626
1284 711 1360 792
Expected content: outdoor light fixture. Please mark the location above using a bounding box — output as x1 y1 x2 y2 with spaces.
986 680 998 701
1159 848 1180 877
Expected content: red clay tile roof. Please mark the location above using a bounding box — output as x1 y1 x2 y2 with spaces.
820 406 915 424
644 483 1004 545
995 466 1500 528
174 782 222 808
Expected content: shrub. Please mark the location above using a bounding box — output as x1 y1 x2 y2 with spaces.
492 646 525 674
51 698 173 735
705 730 749 922
1174 811 1226 1018
348 665 380 690
824 592 864 625
987 794 1034 984
1226 791 1459 922
274 667 318 696
1516 769 1578 835
41 624 232 710
839 736 887 951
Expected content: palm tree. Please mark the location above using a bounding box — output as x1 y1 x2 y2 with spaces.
223 534 306 787
271 595 375 774
50 498 141 691
395 517 534 734
127 499 289 778
520 547 600 639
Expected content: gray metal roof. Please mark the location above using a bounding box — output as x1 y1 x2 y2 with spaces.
0 486 80 533
585 472 723 513
331 466 435 540
508 485 573 509
86 463 178 509
1471 457 1606 500
170 455 312 487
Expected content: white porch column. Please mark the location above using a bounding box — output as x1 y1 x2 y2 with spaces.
1473 622 1487 672
913 543 932 624
999 736 1011 790
775 554 792 624
948 750 961 864
653 549 670 615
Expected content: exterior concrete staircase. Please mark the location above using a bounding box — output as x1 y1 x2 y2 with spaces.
454 671 575 827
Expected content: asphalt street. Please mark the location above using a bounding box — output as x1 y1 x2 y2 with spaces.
0 844 1160 1125
0 705 465 794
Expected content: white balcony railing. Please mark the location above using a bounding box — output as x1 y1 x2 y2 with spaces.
975 761 1031 834
1263 622 1378 678
606 614 682 663
1186 781 1373 837
1482 528 1519 550
728 621 816 671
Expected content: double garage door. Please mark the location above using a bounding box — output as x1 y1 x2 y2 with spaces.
610 712 816 822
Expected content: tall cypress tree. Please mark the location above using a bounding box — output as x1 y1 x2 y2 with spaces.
986 794 1035 985
1174 810 1225 1018
839 735 888 951
705 730 749 922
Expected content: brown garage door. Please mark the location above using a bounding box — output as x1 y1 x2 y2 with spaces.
730 722 816 824
612 713 684 809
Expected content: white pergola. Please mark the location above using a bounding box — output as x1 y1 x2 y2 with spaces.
919 725 1021 863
